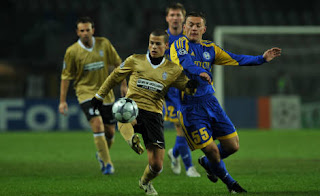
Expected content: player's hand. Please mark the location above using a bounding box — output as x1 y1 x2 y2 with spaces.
263 47 282 62
59 102 68 116
185 80 199 95
91 97 103 111
200 72 212 84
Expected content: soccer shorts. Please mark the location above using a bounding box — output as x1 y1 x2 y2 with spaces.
80 101 116 125
134 109 165 149
163 87 181 123
178 95 237 151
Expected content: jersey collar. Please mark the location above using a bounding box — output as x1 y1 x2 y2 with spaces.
146 51 166 69
78 37 95 52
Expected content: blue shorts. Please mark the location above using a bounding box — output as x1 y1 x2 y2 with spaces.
163 87 181 123
178 94 237 150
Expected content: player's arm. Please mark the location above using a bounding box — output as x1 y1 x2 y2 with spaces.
214 45 281 66
59 49 75 116
171 71 199 95
105 38 128 97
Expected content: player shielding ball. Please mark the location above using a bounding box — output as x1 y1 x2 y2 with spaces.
91 29 197 195
170 12 281 193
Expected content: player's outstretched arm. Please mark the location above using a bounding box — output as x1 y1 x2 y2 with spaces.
263 47 282 62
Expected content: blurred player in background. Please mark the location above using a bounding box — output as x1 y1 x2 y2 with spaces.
171 12 281 193
59 16 127 175
164 2 201 178
91 29 198 195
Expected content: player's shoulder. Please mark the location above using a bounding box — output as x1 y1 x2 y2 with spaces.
65 41 80 54
200 39 216 47
95 37 110 44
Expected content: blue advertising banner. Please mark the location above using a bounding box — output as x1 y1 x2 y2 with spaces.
0 99 90 131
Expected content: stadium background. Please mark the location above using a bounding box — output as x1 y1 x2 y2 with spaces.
1 0 320 131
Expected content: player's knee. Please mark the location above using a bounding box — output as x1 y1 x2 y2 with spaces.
150 164 163 174
90 118 104 132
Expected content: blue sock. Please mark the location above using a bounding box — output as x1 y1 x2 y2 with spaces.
173 136 193 170
202 156 236 186
217 143 231 159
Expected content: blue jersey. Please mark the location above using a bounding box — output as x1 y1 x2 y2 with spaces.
170 36 266 102
170 36 266 150
163 29 185 122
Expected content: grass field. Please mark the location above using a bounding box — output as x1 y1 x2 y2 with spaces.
0 129 319 196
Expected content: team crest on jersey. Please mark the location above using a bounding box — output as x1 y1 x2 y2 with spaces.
178 48 188 55
99 50 104 57
203 52 211 60
119 62 125 69
162 72 168 80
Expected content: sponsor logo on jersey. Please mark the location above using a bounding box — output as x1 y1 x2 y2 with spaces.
203 52 211 60
83 61 105 71
137 79 164 93
162 72 168 80
178 48 188 55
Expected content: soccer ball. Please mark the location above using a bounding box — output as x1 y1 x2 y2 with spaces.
112 98 139 123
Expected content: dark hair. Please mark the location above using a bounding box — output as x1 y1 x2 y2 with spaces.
76 16 95 29
186 11 206 25
150 29 169 43
166 2 186 17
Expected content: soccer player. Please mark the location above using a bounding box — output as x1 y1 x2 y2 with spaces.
91 30 197 195
59 17 127 175
164 3 200 177
170 12 281 193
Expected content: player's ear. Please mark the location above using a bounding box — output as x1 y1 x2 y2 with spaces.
165 42 169 49
203 26 207 34
92 28 95 35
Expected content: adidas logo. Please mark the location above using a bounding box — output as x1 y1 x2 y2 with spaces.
191 52 195 56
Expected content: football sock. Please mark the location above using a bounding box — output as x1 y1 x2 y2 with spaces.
117 122 134 142
93 133 111 166
174 136 193 170
217 143 231 159
202 156 236 186
141 164 160 184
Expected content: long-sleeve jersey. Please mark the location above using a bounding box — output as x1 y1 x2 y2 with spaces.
170 36 266 100
97 53 189 114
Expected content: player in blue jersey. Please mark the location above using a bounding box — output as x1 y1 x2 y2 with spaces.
170 12 281 193
163 3 200 177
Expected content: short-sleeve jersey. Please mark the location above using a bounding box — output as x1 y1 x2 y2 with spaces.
97 53 189 114
61 37 122 104
170 36 266 100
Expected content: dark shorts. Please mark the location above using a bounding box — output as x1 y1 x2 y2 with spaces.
80 101 116 125
134 109 165 149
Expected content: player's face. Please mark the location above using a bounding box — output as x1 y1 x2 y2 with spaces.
166 9 185 30
148 34 168 58
76 22 95 45
184 16 206 43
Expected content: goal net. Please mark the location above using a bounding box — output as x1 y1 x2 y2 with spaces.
213 26 320 128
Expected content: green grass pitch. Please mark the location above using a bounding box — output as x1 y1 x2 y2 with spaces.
0 129 319 196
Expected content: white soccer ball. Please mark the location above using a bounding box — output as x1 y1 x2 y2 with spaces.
112 98 139 123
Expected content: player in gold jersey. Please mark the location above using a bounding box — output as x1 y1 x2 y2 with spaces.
59 17 127 175
91 30 197 195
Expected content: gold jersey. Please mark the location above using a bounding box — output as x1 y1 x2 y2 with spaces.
61 37 122 104
97 53 189 114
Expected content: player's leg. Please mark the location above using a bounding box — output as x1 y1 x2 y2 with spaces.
104 124 115 148
217 135 239 159
118 120 144 155
100 104 116 149
80 101 113 175
173 122 200 177
139 145 164 195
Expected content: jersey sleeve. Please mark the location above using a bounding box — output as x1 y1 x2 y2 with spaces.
105 38 122 67
170 37 204 76
97 55 133 98
214 44 266 66
61 48 76 80
170 70 189 91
